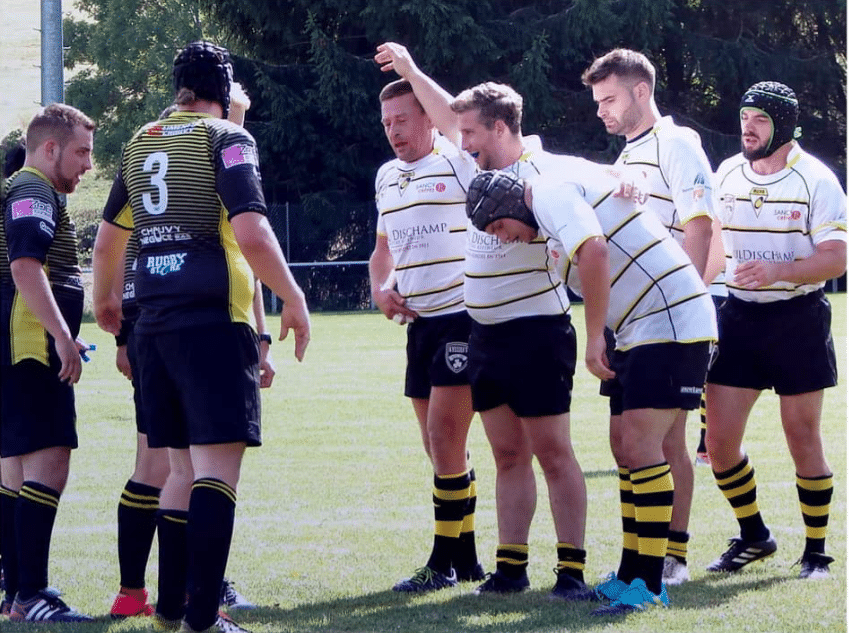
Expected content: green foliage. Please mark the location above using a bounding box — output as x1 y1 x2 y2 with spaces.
65 0 846 272
1 128 25 178
63 0 217 175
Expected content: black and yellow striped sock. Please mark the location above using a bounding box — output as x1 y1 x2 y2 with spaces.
796 473 833 555
16 481 60 600
616 468 639 584
631 463 673 595
555 543 586 582
117 479 161 589
696 390 707 453
456 468 480 574
713 456 770 542
185 478 237 632
666 530 689 564
495 544 529 579
155 508 188 622
426 471 470 575
0 485 20 600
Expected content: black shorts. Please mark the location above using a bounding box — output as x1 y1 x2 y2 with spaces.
1 359 78 458
707 290 837 395
606 341 712 416
468 314 576 417
134 323 262 449
404 311 472 399
125 328 147 435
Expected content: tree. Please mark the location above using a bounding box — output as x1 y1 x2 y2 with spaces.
63 0 218 175
66 0 846 301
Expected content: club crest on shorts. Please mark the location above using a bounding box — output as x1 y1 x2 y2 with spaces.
445 342 469 374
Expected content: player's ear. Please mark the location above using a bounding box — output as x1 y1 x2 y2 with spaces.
42 138 59 160
634 81 651 102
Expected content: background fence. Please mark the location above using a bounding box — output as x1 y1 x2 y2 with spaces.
262 201 846 313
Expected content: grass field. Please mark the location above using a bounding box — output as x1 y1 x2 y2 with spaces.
2 298 846 633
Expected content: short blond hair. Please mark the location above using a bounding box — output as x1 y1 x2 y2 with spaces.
450 82 523 135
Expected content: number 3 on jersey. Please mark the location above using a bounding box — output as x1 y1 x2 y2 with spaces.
143 151 169 215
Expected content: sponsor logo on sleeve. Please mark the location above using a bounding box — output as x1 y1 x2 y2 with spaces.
692 173 706 201
39 221 55 237
222 143 259 169
11 198 55 223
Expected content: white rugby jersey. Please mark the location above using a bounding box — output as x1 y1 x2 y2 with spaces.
375 134 477 316
615 116 717 245
464 138 572 324
534 157 718 350
716 143 847 303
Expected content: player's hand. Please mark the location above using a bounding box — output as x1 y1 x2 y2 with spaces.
375 42 417 78
94 293 123 336
116 344 132 381
55 334 82 384
373 288 418 324
279 295 311 362
585 333 615 381
613 179 648 205
258 341 276 388
734 260 780 289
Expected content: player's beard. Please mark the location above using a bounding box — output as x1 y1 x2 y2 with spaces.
741 138 772 162
53 148 76 193
611 98 643 138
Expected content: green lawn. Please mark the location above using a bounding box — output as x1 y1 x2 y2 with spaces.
4 297 846 632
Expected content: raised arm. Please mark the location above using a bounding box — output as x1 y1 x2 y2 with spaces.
375 42 460 145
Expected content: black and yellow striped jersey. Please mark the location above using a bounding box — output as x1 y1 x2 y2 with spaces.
102 111 265 334
1 167 84 366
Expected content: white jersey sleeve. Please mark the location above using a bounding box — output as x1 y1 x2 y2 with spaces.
531 176 605 260
658 127 717 227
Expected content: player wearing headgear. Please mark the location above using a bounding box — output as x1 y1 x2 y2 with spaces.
581 48 722 586
704 81 846 579
468 165 717 615
375 42 606 601
1 104 95 622
93 41 310 633
106 96 263 621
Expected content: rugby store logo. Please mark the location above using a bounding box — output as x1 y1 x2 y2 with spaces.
445 342 469 374
146 253 187 276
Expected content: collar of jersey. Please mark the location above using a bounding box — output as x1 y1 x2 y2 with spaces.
17 166 51 185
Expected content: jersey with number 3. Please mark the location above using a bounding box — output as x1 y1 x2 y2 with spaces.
102 111 265 334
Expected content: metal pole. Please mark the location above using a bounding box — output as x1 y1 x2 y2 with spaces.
41 0 64 105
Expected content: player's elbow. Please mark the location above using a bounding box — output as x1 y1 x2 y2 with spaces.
821 241 847 279
577 236 609 264
232 212 275 257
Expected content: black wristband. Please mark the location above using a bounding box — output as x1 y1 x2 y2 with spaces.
259 333 272 345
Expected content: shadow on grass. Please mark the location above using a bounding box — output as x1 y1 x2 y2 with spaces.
222 574 791 633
